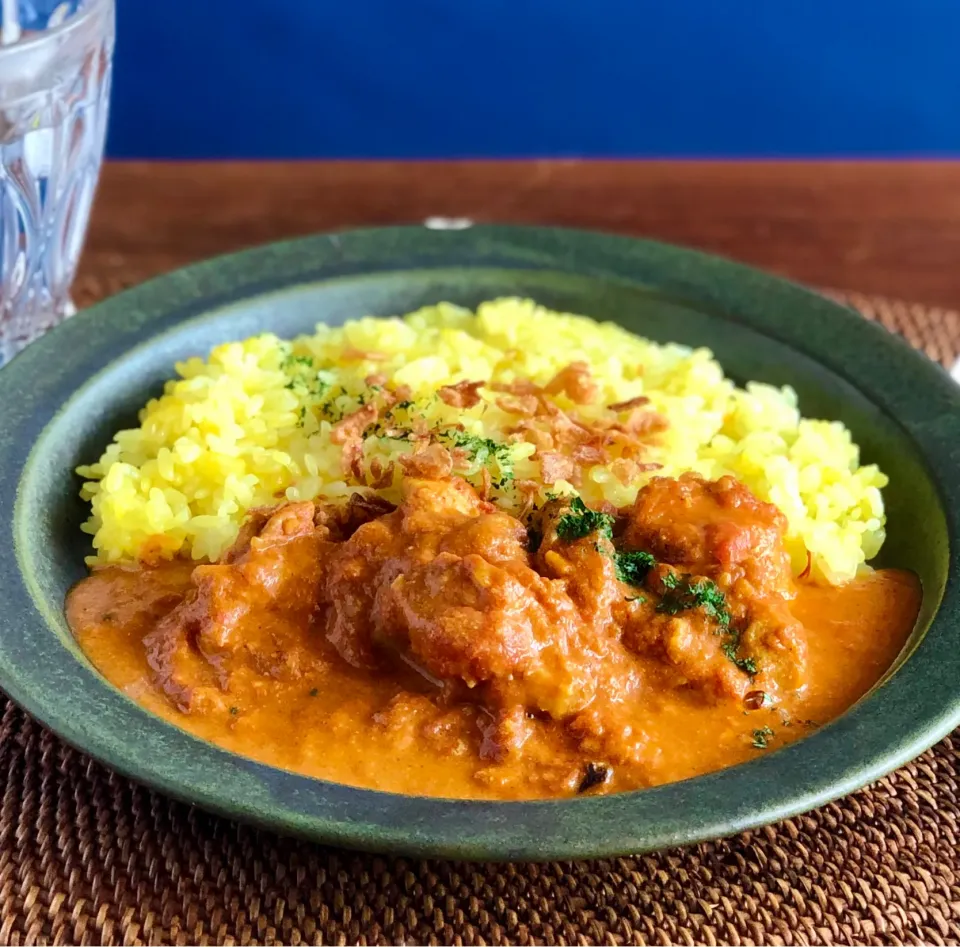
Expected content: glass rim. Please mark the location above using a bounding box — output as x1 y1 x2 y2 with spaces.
0 0 113 58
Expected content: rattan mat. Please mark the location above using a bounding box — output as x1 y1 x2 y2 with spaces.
1 288 958 947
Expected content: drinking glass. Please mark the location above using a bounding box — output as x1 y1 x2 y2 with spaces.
0 0 114 365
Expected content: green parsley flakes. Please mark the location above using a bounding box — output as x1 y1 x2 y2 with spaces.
751 726 774 749
556 496 614 542
614 549 656 585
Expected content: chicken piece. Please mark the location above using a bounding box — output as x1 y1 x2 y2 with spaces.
622 475 807 701
619 565 808 705
738 601 808 697
373 549 604 720
437 511 529 565
621 599 750 701
376 552 545 689
323 478 624 726
326 478 609 721
531 496 620 625
623 473 794 597
323 512 402 669
323 477 495 668
145 502 333 712
398 476 495 535
145 495 394 713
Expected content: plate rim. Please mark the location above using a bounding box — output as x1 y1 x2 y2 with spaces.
0 223 958 861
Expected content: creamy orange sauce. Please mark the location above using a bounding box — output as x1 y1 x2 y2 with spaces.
65 475 922 801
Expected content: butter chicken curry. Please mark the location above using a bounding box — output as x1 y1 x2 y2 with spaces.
66 471 920 799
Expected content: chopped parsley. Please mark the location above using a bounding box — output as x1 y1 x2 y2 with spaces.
614 549 656 586
556 496 614 542
751 726 774 750
439 430 515 486
395 400 414 410
281 354 337 409
722 639 758 676
657 575 731 627
309 687 319 697
441 430 512 466
657 573 758 677
228 706 239 716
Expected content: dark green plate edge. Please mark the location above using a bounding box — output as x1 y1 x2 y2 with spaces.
0 225 958 861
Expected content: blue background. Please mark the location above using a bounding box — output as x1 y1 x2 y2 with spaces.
107 0 960 159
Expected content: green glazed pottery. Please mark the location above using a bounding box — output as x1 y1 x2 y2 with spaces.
0 226 957 861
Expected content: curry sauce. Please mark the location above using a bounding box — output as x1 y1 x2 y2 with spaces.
66 474 921 800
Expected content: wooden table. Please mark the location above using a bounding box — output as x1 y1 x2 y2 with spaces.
79 161 960 310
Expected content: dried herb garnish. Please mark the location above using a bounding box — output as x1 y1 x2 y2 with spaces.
556 496 614 542
281 354 338 408
577 762 611 793
657 573 758 676
439 430 514 478
614 549 656 585
661 571 680 591
657 575 731 626
751 726 774 749
723 639 758 676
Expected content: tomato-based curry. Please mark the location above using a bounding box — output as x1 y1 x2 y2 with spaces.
66 473 921 799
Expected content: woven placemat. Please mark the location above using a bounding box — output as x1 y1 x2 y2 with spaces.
2 288 959 947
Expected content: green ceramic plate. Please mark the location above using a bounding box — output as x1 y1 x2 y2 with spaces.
0 226 958 861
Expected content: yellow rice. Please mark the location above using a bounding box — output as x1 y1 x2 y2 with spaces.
77 298 887 584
